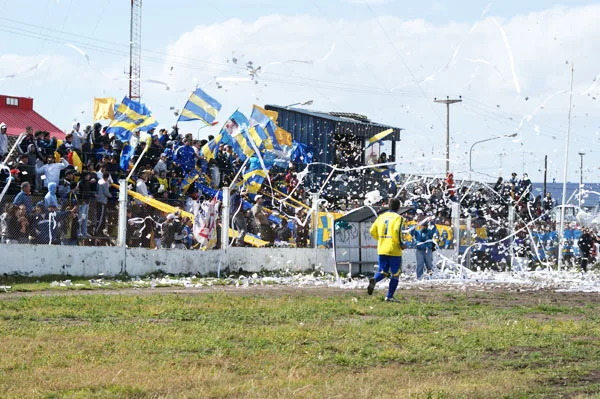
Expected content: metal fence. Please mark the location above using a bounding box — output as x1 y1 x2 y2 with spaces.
1 168 596 272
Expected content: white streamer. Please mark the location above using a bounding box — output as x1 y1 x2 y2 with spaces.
493 18 521 95
0 58 47 81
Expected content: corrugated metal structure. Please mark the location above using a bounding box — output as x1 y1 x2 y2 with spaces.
264 105 401 165
264 105 401 202
0 94 65 138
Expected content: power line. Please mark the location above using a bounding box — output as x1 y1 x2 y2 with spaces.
363 1 445 126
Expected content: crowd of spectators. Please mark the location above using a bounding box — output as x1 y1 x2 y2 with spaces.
0 120 573 262
0 122 313 249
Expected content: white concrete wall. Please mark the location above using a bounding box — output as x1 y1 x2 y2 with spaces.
0 244 334 277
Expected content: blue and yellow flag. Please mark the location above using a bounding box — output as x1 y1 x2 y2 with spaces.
119 143 135 172
220 110 257 162
106 97 158 142
251 105 283 151
366 128 394 148
201 133 223 162
243 167 267 194
181 166 202 195
177 88 222 125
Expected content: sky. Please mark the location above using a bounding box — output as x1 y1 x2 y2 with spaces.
0 0 599 183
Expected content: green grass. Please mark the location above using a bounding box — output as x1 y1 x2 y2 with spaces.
1 289 600 398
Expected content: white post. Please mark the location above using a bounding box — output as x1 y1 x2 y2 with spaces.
451 201 460 261
466 215 472 269
558 65 575 271
508 206 515 271
221 187 230 250
311 193 319 249
219 187 230 279
117 179 128 247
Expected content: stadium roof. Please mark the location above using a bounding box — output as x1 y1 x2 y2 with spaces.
265 104 402 140
335 206 412 223
0 94 65 139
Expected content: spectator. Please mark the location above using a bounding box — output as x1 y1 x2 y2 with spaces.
78 172 94 237
173 138 196 173
578 228 596 272
70 122 83 153
12 181 33 214
294 207 310 248
230 188 247 246
18 126 35 154
0 122 8 161
60 205 79 246
153 153 169 175
285 164 298 195
57 133 74 157
81 125 93 163
38 131 57 156
445 172 456 201
251 195 273 243
410 216 439 280
94 172 110 236
36 157 69 190
519 173 532 202
44 182 59 210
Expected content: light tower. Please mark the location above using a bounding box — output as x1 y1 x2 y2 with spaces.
129 0 142 101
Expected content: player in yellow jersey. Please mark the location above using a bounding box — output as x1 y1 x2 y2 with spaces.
367 198 405 302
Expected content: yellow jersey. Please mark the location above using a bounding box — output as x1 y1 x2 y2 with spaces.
370 211 404 256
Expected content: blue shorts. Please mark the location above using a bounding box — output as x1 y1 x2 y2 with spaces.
378 255 402 278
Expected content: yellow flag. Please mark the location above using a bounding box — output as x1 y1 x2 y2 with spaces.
274 127 292 146
253 104 279 124
93 97 116 121
71 151 82 182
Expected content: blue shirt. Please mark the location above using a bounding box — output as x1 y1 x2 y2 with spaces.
13 190 33 214
411 224 439 250
174 145 196 173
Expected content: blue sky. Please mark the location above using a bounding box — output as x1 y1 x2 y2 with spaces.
1 0 599 185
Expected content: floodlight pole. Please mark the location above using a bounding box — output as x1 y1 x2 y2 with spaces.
558 64 574 271
469 133 518 180
434 96 462 176
578 152 585 210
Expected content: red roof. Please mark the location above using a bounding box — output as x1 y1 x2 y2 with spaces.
0 94 65 139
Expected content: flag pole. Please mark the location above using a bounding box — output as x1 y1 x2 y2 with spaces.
229 157 250 190
1 133 25 168
126 136 151 182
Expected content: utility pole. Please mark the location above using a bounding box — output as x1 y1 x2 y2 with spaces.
129 0 142 101
434 96 462 176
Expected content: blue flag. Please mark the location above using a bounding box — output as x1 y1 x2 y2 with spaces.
119 143 135 172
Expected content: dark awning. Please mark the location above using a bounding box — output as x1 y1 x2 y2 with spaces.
335 206 412 223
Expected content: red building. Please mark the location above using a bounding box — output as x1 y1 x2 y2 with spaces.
0 94 65 139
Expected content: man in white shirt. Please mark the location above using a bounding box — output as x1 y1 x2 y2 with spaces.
136 170 151 197
130 130 141 149
0 122 8 160
70 122 83 151
36 157 70 189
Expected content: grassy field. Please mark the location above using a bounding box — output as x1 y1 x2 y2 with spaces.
1 287 600 398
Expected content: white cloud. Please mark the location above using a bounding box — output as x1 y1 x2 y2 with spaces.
3 4 600 182
151 5 600 181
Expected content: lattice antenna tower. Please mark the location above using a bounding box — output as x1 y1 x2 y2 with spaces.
129 0 142 101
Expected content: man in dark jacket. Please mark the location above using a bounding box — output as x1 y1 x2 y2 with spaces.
78 172 94 237
578 228 596 272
